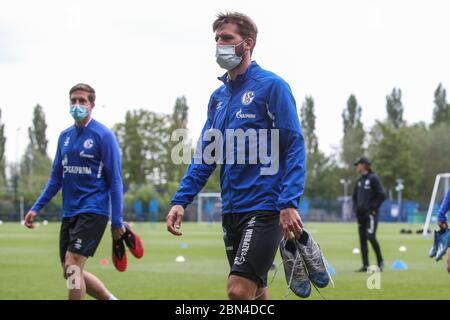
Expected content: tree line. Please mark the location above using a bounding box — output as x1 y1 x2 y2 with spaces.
302 83 450 204
0 83 449 217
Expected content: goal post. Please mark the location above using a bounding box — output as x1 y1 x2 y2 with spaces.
197 192 222 223
423 173 450 237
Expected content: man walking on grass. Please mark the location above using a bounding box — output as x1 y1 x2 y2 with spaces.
166 12 307 300
25 83 124 300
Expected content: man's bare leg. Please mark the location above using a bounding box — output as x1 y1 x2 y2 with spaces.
447 248 450 275
64 252 87 300
228 274 265 300
62 255 115 300
255 287 268 300
84 271 114 300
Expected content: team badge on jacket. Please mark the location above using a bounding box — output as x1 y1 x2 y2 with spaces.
84 139 94 149
241 90 255 105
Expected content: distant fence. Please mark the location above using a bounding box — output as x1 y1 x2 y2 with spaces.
0 199 64 222
300 198 431 223
0 196 439 224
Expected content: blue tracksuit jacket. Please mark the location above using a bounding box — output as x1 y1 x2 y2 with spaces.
31 118 123 228
172 61 306 214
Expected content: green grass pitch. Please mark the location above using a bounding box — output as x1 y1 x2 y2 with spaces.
0 222 448 299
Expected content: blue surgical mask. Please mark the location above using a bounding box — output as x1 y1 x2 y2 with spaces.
70 104 89 121
216 39 246 70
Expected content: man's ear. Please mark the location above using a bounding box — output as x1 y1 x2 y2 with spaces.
245 38 254 51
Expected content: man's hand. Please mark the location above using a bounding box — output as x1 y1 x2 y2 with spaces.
438 220 448 230
24 211 37 229
166 205 185 236
279 208 303 239
112 225 126 240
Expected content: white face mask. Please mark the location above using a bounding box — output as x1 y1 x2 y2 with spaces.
215 39 246 71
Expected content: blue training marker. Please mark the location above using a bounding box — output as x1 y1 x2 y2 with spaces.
327 264 337 276
180 243 189 249
391 259 408 270
324 258 337 276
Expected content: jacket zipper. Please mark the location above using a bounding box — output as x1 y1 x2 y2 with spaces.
226 86 234 213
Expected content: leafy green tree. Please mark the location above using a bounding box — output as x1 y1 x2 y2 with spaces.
341 95 365 177
114 111 146 185
408 122 450 203
297 96 341 199
301 96 318 156
166 96 190 185
432 83 449 127
0 109 6 191
16 104 54 204
114 109 172 186
171 96 189 129
368 121 420 200
18 146 53 202
386 88 404 128
29 104 48 156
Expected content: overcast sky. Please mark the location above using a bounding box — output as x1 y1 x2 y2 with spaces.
1 0 449 165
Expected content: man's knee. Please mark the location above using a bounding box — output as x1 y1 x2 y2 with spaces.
228 284 252 300
227 275 257 300
63 253 85 278
64 264 83 281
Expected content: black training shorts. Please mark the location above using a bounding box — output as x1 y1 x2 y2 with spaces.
222 211 282 288
59 213 109 263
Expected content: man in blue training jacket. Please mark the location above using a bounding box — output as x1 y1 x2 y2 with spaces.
166 12 306 300
24 83 125 300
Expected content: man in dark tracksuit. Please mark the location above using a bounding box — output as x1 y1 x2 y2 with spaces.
353 157 386 272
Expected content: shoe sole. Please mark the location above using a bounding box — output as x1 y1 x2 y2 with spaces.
122 222 144 259
112 239 127 272
280 239 311 298
298 232 331 289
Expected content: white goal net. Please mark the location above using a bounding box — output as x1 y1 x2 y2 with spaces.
423 173 450 237
196 192 222 223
